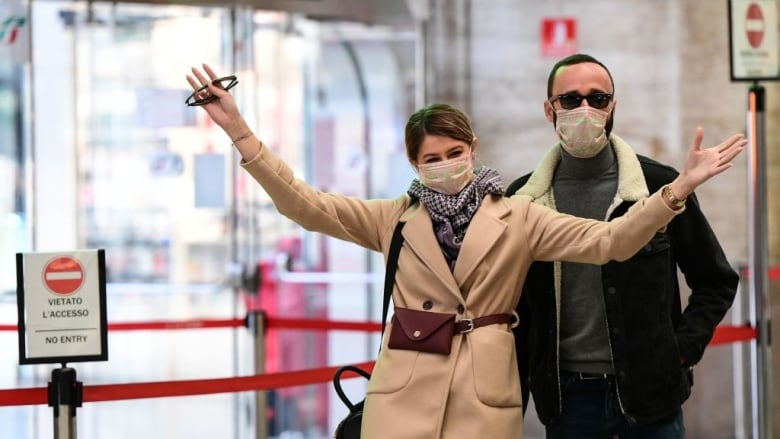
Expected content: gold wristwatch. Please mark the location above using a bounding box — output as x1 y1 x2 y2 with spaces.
662 184 686 209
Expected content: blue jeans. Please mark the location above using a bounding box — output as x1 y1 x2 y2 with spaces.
545 371 685 439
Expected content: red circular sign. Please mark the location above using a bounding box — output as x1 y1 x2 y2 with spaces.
42 256 85 295
746 3 765 49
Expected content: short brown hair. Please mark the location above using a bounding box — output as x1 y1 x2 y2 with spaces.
405 103 474 163
547 53 614 98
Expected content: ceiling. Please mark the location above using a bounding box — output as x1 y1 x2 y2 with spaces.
86 0 415 29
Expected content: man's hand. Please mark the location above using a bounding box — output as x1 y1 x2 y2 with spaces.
670 127 746 199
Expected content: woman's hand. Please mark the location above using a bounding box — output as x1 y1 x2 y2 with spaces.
186 63 249 140
669 127 747 200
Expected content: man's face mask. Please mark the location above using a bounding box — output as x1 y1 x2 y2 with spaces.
417 154 474 195
555 105 613 158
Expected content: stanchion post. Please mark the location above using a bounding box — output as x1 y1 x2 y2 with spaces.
250 310 268 439
47 366 82 439
746 83 772 439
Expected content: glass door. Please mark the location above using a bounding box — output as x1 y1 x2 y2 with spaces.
0 1 415 437
8 2 258 438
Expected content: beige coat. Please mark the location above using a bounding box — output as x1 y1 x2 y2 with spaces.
242 145 680 439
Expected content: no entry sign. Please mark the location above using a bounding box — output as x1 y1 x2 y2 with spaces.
746 3 765 48
16 250 108 364
729 0 780 81
43 256 85 295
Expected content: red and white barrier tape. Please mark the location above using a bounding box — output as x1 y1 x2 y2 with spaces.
709 324 757 346
0 316 380 333
0 361 376 407
0 316 759 407
0 318 754 343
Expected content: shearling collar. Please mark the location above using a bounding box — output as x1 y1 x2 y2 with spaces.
514 134 649 208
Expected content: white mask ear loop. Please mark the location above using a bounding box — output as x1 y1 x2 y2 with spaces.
473 154 484 170
469 137 480 167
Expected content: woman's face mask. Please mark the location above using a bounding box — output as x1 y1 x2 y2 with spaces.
417 154 474 195
555 105 612 158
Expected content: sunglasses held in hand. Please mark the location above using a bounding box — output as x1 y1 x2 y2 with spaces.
549 92 613 110
185 75 239 106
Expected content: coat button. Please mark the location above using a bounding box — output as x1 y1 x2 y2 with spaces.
606 287 617 295
422 300 433 310
457 304 465 314
643 244 653 252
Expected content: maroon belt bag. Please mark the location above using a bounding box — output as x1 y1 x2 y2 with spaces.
388 307 456 355
387 307 516 355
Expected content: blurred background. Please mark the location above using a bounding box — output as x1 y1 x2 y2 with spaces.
0 0 778 438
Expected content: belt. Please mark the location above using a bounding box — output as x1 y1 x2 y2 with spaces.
573 371 610 380
454 313 515 334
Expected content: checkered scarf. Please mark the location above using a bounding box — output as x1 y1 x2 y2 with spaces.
408 166 504 270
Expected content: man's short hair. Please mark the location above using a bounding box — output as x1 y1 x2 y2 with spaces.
547 53 615 98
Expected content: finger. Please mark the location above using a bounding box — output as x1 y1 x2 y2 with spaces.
721 138 748 156
190 67 210 87
185 75 201 91
720 142 746 164
691 126 704 151
712 163 734 175
717 134 746 153
197 64 227 95
203 63 220 81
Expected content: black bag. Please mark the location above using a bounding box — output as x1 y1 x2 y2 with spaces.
332 222 405 438
332 365 371 439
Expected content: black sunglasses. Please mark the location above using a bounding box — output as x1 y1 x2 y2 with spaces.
185 75 239 106
549 92 613 110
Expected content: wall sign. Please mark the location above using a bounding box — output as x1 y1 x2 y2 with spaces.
728 0 780 81
541 17 577 58
0 0 30 64
16 250 108 364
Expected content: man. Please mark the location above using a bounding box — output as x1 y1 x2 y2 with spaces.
507 53 739 438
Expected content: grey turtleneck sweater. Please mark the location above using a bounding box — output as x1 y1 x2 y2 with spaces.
553 144 618 375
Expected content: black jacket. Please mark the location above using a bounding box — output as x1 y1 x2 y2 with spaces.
507 136 739 426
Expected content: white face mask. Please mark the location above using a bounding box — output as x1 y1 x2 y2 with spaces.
555 105 612 158
417 154 474 195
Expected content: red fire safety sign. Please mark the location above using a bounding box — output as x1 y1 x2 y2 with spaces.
541 18 577 58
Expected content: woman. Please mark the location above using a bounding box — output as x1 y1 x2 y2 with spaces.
186 64 744 439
